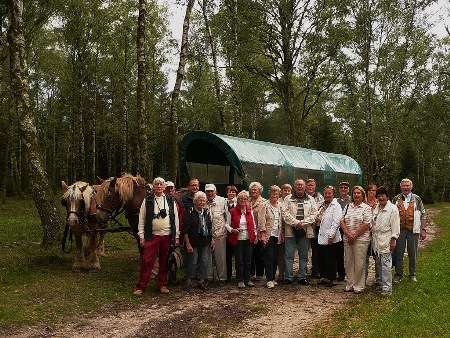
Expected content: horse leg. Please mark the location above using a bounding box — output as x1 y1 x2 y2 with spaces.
96 232 106 257
130 219 143 257
72 231 83 271
86 232 101 271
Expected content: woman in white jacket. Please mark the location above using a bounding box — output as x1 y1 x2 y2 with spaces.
317 186 342 287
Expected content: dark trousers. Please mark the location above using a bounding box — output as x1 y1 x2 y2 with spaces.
311 237 320 275
318 243 338 281
251 240 265 277
263 236 280 281
235 240 253 283
226 241 235 280
336 230 345 278
277 241 285 280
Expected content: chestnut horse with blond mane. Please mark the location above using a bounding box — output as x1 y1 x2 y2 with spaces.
95 173 151 254
61 181 106 271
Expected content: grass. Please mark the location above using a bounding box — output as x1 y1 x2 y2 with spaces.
0 196 152 332
1 197 450 336
310 203 450 338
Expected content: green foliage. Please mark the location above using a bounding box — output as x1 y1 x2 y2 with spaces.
311 204 450 337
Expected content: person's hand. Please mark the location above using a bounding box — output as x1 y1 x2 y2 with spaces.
175 238 179 246
327 237 334 245
390 238 396 252
261 234 267 245
295 221 304 229
211 239 216 251
140 238 145 247
420 229 427 240
186 244 194 253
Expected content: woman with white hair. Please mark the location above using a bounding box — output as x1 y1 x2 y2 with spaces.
182 191 214 290
226 190 258 288
249 181 266 280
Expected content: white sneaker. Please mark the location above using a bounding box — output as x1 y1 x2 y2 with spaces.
273 280 278 286
267 281 275 289
238 282 245 288
246 281 255 287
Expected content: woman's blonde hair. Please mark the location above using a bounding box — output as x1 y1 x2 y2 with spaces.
351 185 367 203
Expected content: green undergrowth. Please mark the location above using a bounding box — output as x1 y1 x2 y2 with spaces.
0 197 155 332
310 203 450 338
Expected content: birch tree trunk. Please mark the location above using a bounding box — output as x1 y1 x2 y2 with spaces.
8 0 62 246
137 0 151 179
168 0 195 182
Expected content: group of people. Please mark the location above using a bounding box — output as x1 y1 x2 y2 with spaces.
132 177 427 297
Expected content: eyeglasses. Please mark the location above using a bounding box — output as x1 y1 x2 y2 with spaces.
238 198 248 201
339 186 349 189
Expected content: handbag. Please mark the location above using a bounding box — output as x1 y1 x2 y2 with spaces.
293 226 306 238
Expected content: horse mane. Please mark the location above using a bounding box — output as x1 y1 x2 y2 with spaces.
117 173 146 205
62 181 93 214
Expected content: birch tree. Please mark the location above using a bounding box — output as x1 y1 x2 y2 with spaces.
8 0 62 245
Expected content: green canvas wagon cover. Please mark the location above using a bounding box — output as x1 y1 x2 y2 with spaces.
179 130 362 197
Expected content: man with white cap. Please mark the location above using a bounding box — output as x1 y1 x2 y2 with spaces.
205 183 228 283
134 177 179 295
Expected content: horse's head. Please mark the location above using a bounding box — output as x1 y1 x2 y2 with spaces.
61 181 89 228
94 177 120 224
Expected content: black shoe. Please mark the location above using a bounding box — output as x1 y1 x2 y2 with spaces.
337 275 345 282
317 279 329 285
311 272 320 279
325 282 337 287
283 279 293 285
298 279 310 286
197 282 206 290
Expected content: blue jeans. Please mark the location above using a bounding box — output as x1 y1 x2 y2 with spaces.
235 240 253 283
285 236 310 281
377 252 393 292
186 244 209 279
395 228 419 278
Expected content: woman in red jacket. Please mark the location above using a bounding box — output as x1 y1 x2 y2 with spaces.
225 190 258 288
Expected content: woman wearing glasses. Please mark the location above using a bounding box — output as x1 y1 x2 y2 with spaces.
225 190 258 288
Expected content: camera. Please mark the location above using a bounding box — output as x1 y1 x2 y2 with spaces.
159 209 167 218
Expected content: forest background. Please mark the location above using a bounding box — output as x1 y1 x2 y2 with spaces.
1 0 450 244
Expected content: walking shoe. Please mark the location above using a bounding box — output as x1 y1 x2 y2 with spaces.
255 276 263 281
183 281 193 291
197 282 206 290
325 282 337 287
267 281 275 289
409 276 417 282
298 279 309 286
246 281 255 287
273 280 278 286
133 289 144 296
159 287 170 294
375 279 382 286
283 279 293 285
380 290 392 296
394 275 402 284
238 282 245 288
311 272 321 279
337 275 345 282
318 279 330 285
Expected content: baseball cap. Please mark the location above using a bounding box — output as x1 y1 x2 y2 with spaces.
205 183 216 191
165 181 175 188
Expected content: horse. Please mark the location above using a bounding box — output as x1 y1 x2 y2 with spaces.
94 173 150 255
61 181 106 271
